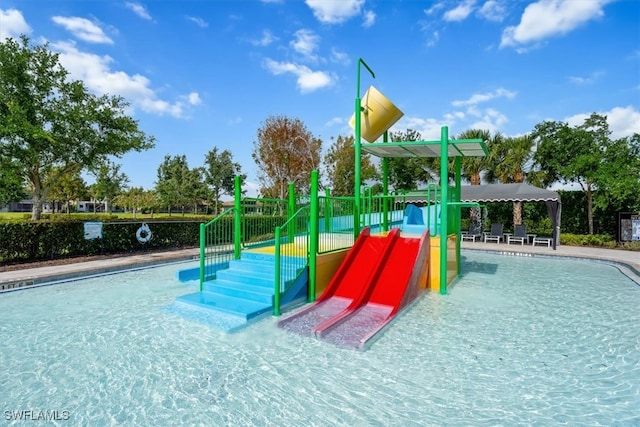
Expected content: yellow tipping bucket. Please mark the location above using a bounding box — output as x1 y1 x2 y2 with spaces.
349 86 404 143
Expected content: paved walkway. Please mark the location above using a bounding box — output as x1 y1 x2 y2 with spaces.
1 243 638 291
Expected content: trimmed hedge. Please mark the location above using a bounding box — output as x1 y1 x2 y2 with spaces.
0 214 292 264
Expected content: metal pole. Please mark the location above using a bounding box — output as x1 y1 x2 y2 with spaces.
233 175 241 260
383 131 389 232
354 58 375 240
439 126 449 295
309 170 319 302
273 227 281 316
199 222 205 292
287 182 295 243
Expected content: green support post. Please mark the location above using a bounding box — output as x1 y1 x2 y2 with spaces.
439 126 449 295
233 175 242 260
382 131 389 232
454 157 462 276
199 222 205 292
273 227 281 316
287 182 295 243
324 188 331 233
354 58 375 240
309 170 319 302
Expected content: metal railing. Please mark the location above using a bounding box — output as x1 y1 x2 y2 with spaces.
273 207 310 315
199 208 236 291
240 197 289 250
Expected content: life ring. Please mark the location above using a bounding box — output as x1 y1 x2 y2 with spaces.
136 223 152 244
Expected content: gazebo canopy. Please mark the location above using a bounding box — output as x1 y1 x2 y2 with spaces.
397 183 562 249
461 183 560 203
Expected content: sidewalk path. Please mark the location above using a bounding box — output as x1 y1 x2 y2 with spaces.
1 243 638 291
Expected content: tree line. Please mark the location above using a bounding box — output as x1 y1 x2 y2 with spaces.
1 36 639 234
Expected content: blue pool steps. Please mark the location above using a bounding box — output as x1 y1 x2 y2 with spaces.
175 251 307 330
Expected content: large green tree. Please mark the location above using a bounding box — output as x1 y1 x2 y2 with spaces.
47 164 88 214
0 36 155 220
155 155 205 215
252 115 322 199
532 113 639 234
89 161 129 213
324 135 377 196
203 147 245 213
0 157 25 207
387 129 434 191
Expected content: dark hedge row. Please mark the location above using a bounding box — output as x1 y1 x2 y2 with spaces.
0 215 289 263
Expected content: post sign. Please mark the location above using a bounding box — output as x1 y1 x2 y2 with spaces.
83 221 103 240
618 213 640 242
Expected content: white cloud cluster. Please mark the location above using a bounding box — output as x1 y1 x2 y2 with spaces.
567 71 604 86
250 30 277 47
443 0 476 22
0 8 32 40
290 29 320 61
125 2 152 20
186 16 208 28
501 0 614 49
305 0 365 24
263 58 334 93
52 16 113 44
451 88 517 107
53 40 198 118
566 106 640 140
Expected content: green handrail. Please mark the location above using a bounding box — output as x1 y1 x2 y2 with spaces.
199 207 236 291
273 206 310 316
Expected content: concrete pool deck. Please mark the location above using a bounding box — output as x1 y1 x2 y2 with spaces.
1 242 639 292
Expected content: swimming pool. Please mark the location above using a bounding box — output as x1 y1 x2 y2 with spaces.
1 252 639 426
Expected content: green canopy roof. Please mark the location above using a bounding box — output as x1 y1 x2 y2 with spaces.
360 139 488 158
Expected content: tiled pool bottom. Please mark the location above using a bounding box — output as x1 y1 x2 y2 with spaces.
1 252 639 426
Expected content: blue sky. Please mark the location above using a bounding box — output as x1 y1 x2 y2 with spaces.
1 0 639 196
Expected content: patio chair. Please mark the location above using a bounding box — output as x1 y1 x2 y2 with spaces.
507 224 527 245
484 223 503 243
461 222 482 242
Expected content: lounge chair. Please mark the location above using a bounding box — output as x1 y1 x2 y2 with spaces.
462 222 482 242
484 223 503 243
507 224 527 245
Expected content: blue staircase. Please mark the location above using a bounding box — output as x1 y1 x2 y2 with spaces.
175 251 308 330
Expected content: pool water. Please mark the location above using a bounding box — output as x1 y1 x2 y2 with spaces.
1 252 639 426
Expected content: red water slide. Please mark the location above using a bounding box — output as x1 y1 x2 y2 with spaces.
278 227 429 350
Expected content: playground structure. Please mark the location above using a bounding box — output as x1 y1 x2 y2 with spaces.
175 59 487 346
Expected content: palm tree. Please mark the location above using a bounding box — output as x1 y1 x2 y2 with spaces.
486 133 535 225
457 129 492 231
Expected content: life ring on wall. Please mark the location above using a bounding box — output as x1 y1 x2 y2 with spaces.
136 222 152 244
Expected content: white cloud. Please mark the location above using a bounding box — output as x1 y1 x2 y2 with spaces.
468 108 508 133
330 48 350 65
125 2 152 20
51 16 113 44
427 30 440 47
52 40 192 117
250 30 277 47
444 0 477 22
501 0 614 49
186 16 208 28
186 92 201 105
305 0 365 24
0 8 31 40
263 58 334 93
325 116 344 127
397 116 446 140
425 2 446 15
451 88 516 107
290 29 320 60
567 71 604 86
362 10 376 28
566 106 640 139
477 0 506 22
